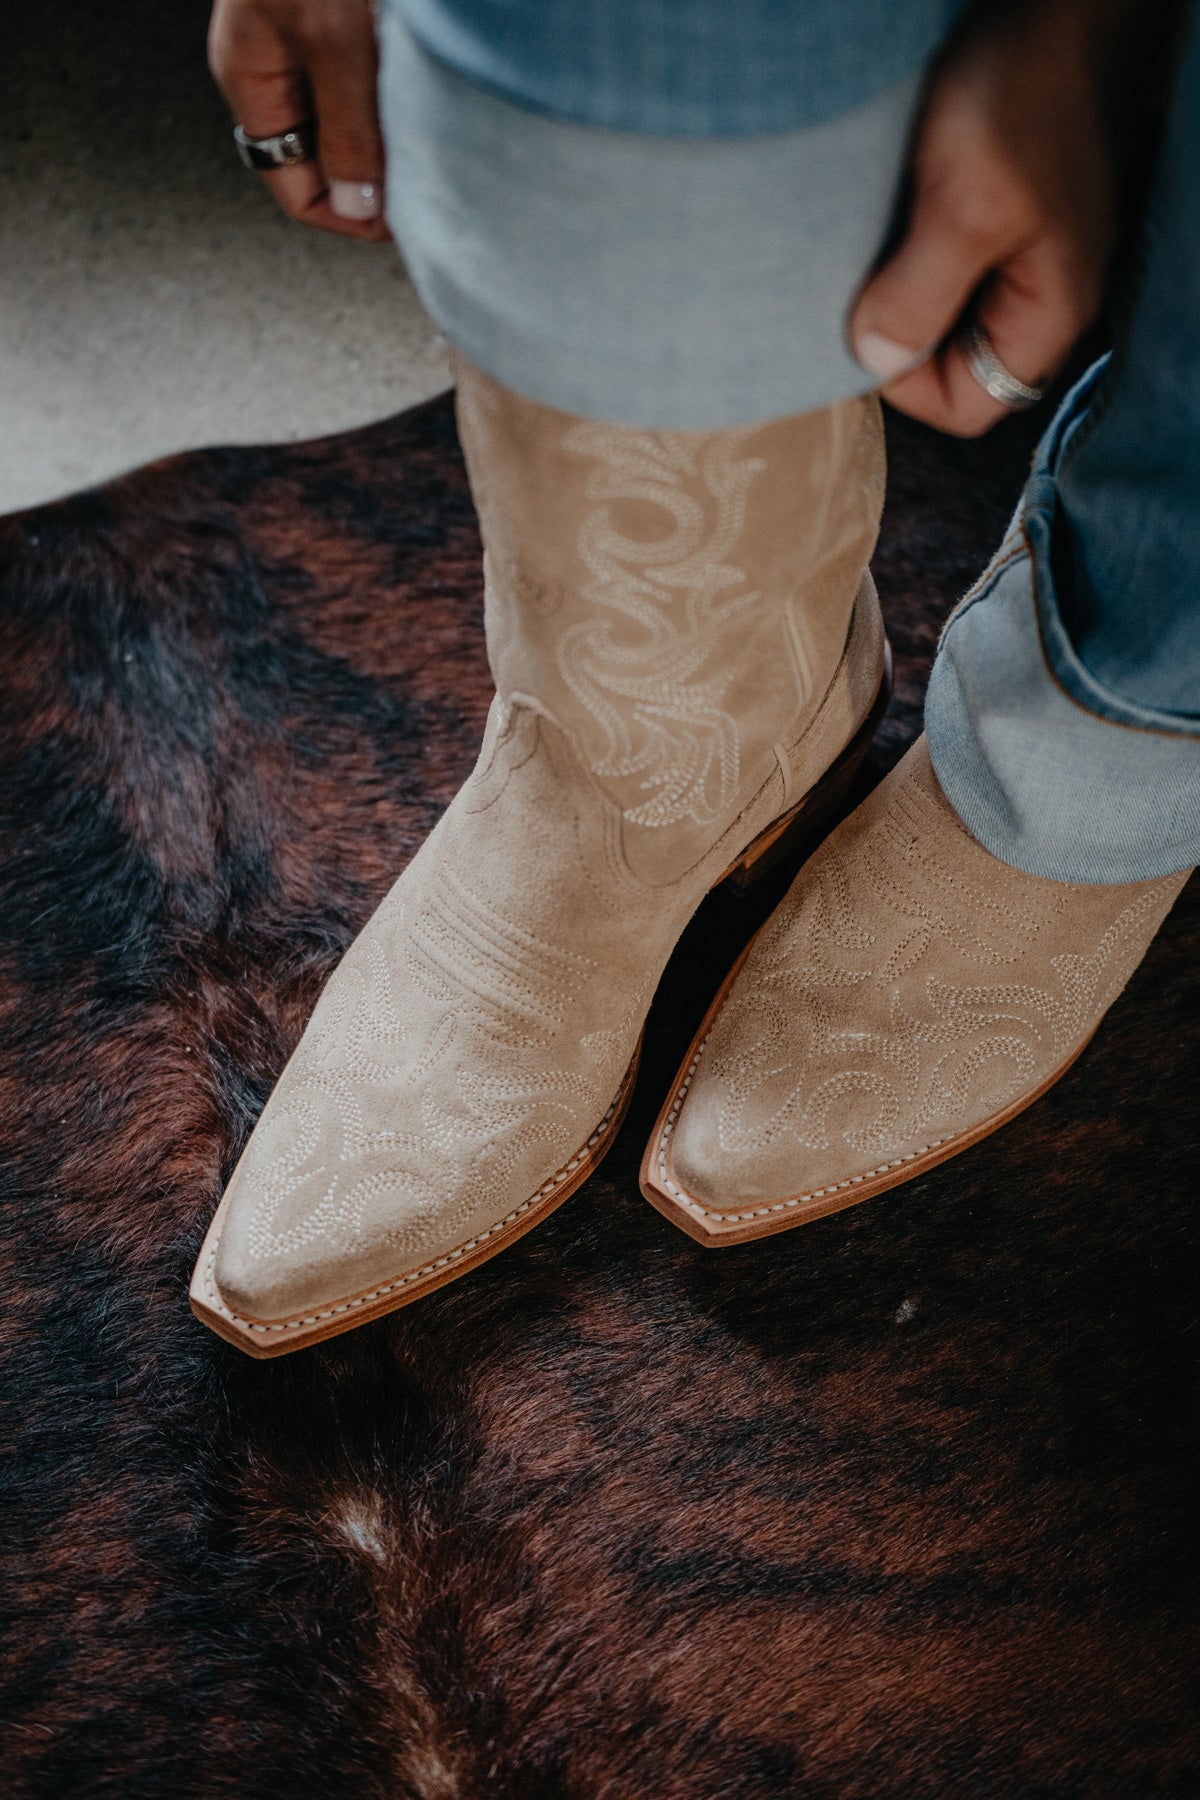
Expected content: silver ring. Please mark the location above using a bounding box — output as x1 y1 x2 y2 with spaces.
961 322 1047 411
234 121 316 172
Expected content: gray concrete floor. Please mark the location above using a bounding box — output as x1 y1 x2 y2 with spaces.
0 0 450 515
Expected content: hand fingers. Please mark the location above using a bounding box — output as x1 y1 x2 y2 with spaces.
849 157 1026 385
209 0 389 242
879 234 1101 436
304 17 387 229
210 6 326 222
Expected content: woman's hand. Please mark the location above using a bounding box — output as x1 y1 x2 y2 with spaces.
209 0 390 240
849 0 1138 435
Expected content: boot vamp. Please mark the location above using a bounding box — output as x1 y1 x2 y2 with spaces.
671 738 1188 1209
214 710 686 1323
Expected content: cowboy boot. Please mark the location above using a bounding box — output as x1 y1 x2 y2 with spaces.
191 358 888 1355
642 734 1190 1241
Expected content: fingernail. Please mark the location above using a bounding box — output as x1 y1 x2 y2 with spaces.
330 179 383 221
853 331 926 382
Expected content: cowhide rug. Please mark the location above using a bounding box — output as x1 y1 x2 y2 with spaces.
1 393 1196 1798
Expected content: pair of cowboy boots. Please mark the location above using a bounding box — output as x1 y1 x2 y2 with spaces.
191 362 1188 1356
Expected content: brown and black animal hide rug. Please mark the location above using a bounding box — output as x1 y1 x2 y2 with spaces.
1 393 1197 1799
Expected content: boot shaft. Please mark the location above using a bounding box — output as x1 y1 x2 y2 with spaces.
455 358 885 875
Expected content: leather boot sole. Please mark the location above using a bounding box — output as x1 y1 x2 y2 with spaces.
191 653 891 1355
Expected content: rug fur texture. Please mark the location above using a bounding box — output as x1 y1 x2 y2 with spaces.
1 393 1197 1799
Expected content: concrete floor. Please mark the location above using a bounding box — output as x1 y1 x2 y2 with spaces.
0 0 450 515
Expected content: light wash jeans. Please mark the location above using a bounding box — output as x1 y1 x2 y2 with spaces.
379 10 925 428
926 6 1200 883
379 3 1200 884
396 0 966 136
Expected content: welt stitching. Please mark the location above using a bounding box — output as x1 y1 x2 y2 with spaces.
204 1069 632 1336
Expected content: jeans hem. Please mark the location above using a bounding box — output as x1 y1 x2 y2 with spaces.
379 10 922 428
926 365 1200 885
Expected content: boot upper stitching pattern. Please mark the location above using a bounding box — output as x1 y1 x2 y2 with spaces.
653 748 1183 1210
558 422 768 830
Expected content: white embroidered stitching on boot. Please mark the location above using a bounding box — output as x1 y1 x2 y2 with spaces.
557 424 767 829
660 743 1187 1207
201 368 890 1335
406 864 595 1047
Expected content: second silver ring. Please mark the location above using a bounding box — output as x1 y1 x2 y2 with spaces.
961 321 1048 411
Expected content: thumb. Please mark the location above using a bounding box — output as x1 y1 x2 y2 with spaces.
306 25 387 224
850 180 1017 384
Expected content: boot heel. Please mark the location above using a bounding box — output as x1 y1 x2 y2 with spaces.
722 642 892 895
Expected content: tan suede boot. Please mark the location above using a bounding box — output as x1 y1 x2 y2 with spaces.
191 361 887 1355
642 734 1191 1242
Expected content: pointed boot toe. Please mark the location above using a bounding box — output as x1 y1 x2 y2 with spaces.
193 1033 639 1355
189 752 645 1356
643 736 1191 1244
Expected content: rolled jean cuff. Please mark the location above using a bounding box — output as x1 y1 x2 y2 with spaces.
925 362 1200 884
378 8 922 428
